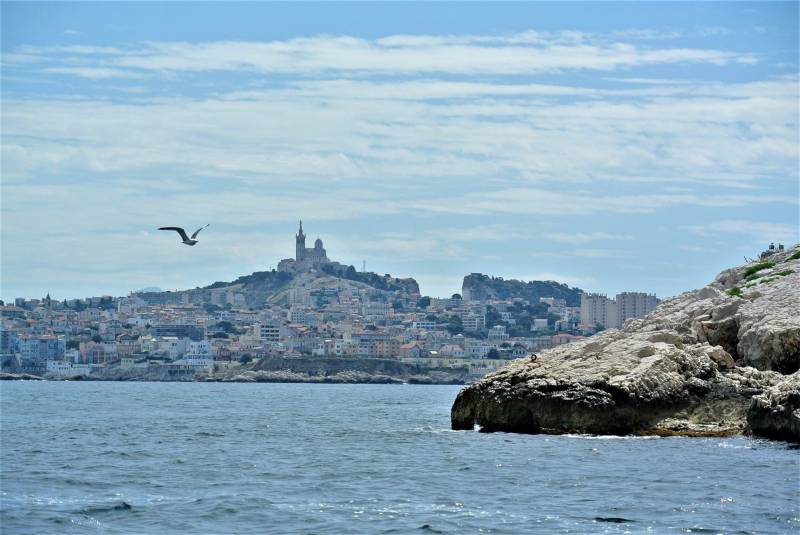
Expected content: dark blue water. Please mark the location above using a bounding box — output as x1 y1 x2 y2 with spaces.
1 382 798 534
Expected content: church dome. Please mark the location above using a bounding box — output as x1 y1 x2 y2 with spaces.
314 238 323 249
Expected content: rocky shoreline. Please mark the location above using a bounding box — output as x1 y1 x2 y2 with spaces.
1 369 468 385
452 246 800 442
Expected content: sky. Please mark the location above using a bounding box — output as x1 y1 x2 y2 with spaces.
1 2 798 302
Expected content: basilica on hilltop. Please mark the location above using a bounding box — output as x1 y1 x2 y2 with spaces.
277 221 334 273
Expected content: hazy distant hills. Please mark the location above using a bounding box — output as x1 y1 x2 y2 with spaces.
138 268 582 308
461 273 582 307
198 266 420 308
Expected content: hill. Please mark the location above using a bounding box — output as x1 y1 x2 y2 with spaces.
462 273 582 306
197 265 420 308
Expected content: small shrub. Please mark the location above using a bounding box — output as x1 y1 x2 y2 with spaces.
727 286 742 297
743 262 775 278
774 270 794 277
787 250 800 261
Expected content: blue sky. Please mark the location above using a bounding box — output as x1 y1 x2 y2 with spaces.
2 2 798 301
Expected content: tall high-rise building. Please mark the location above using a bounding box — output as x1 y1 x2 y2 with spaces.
580 293 618 329
580 291 660 329
617 292 659 325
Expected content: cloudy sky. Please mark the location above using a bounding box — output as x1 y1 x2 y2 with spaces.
1 2 798 302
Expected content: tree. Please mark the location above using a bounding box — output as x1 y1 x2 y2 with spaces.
91 335 103 343
451 293 462 300
66 340 80 350
417 296 431 309
392 299 405 312
217 320 236 334
485 306 502 328
239 354 253 364
446 315 463 335
487 348 500 359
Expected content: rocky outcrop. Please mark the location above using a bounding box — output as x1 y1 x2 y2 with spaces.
746 372 800 441
452 246 800 441
0 372 43 380
461 273 582 306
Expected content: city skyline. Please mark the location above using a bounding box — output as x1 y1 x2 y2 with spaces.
2 2 798 302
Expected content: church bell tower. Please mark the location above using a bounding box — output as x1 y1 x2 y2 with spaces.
295 220 306 261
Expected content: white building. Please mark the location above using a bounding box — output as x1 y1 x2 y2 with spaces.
289 288 313 307
580 293 619 330
617 292 659 325
186 340 213 358
361 302 392 320
46 360 92 377
581 292 659 329
287 307 319 327
157 336 188 359
260 323 280 344
461 313 486 332
488 325 509 340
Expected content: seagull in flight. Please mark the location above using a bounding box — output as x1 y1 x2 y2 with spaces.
158 224 210 246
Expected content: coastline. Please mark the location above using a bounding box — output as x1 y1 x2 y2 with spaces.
0 370 468 385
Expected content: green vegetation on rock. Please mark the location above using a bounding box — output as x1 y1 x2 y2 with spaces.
727 286 743 297
743 262 775 278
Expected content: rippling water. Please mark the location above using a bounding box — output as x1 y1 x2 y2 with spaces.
1 382 798 534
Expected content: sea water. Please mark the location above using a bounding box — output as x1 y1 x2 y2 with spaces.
1 382 798 534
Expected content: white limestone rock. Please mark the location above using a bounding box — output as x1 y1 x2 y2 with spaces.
452 246 799 440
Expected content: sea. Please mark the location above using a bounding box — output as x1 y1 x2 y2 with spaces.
1 382 798 534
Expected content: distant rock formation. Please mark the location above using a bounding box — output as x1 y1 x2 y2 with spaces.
0 372 43 380
461 273 582 306
134 265 420 309
452 246 800 441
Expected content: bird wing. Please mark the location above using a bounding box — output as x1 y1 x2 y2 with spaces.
191 223 210 239
159 227 190 241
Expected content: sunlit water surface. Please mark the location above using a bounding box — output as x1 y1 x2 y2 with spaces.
1 382 798 534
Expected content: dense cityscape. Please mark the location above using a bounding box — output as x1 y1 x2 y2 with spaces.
0 222 660 381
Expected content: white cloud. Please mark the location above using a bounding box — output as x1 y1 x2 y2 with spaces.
686 220 799 243
1 29 796 300
8 32 758 77
42 67 143 79
548 232 633 244
412 188 796 217
2 76 797 189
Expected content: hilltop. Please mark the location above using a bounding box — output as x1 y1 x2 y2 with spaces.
462 273 582 306
452 246 800 442
196 266 419 308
